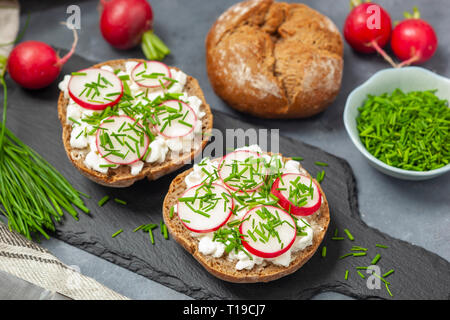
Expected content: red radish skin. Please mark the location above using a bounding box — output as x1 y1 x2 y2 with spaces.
68 68 124 111
271 173 322 216
7 28 78 90
239 205 297 259
218 150 266 193
131 61 172 89
96 115 150 165
154 100 197 139
177 183 234 233
391 18 438 67
100 0 153 50
343 2 397 67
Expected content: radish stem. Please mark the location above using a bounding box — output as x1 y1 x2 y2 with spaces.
55 22 78 68
370 40 398 68
397 53 420 68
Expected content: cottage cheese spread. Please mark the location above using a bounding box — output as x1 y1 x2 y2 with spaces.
59 62 205 176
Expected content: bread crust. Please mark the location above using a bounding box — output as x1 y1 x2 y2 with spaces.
206 0 344 119
163 155 330 283
57 59 213 187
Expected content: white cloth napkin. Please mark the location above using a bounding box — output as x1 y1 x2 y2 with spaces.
0 0 19 63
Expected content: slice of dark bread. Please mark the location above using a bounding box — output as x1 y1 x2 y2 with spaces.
57 59 213 187
163 155 330 283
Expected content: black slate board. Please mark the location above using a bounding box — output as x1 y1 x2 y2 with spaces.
3 52 450 300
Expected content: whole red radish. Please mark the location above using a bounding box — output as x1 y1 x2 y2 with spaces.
7 27 78 90
99 0 170 60
391 7 438 67
100 0 153 50
344 0 396 67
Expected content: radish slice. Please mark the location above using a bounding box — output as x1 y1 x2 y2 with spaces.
153 100 197 138
271 173 322 216
218 150 267 192
68 68 123 110
96 115 150 165
131 61 172 89
239 205 297 259
177 183 234 233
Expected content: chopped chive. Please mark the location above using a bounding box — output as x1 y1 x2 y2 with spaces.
351 246 368 251
376 244 389 249
160 220 164 234
316 170 325 183
382 269 395 278
357 271 366 279
163 224 168 240
370 271 390 285
178 120 193 127
71 72 87 76
385 283 393 297
149 229 155 245
314 161 328 167
339 253 353 260
371 254 381 265
345 270 349 280
331 236 345 240
353 252 367 257
106 92 121 97
133 225 145 232
98 195 110 207
112 229 123 238
68 117 81 125
344 228 354 241
169 206 175 219
114 198 127 205
321 246 327 258
99 164 117 168
291 157 304 161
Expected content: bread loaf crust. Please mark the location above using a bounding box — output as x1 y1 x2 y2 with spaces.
162 155 330 283
57 59 213 187
206 0 344 119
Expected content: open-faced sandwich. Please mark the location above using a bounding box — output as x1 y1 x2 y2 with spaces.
57 59 213 187
163 145 330 283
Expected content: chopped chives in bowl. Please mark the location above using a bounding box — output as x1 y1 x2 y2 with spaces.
356 89 450 172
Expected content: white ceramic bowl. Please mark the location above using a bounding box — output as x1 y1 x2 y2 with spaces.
344 67 450 180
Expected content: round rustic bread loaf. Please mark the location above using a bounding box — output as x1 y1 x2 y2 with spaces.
206 0 344 119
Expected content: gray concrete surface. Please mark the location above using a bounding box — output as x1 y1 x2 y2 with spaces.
7 0 450 299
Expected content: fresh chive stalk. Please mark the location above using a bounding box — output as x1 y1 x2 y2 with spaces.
0 76 90 240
